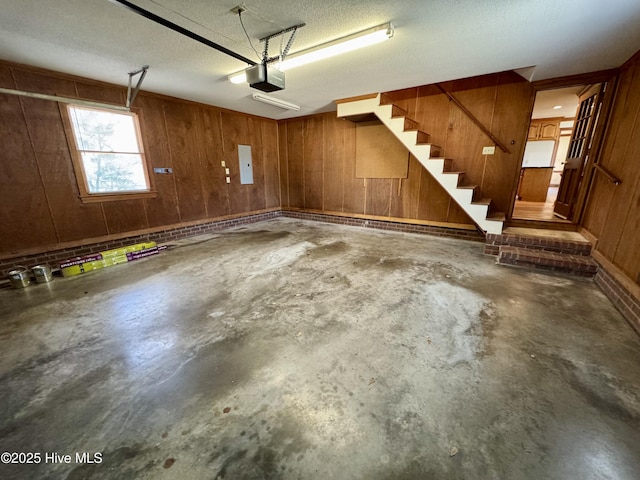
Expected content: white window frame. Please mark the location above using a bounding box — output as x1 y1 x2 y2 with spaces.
64 104 156 203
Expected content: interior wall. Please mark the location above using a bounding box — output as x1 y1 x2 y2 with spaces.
581 53 640 285
0 61 280 257
278 71 534 226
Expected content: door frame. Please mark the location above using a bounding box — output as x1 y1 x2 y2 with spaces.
510 68 620 225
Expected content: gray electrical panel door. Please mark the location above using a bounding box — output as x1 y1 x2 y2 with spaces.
238 145 253 184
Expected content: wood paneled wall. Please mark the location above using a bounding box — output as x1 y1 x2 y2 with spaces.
581 53 640 284
278 71 534 227
0 62 280 256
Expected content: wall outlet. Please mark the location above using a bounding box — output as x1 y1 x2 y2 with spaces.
482 146 496 155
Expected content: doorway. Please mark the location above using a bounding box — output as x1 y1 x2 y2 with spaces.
513 86 584 222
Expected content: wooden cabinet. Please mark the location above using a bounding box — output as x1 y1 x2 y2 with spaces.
517 167 554 202
528 118 561 141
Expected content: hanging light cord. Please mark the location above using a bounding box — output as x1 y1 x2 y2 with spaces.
238 10 262 61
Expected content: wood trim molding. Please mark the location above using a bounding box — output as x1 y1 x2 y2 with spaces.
622 49 640 69
577 226 599 249
532 69 619 90
334 93 379 104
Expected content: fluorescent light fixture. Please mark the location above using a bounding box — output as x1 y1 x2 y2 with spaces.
252 92 300 111
553 105 563 109
229 22 394 84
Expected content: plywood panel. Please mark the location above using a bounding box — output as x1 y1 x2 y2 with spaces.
614 181 640 281
12 69 109 242
580 60 640 284
286 120 305 208
278 122 289 207
198 108 229 218
0 64 14 89
262 120 281 208
323 115 345 212
103 199 148 234
383 87 418 118
390 155 422 219
416 171 451 222
221 111 251 214
444 81 497 186
163 100 207 222
0 85 58 251
593 66 640 262
136 94 181 227
607 76 640 277
75 82 126 105
21 98 108 242
582 175 614 236
414 86 450 153
447 201 475 225
304 116 324 210
365 179 392 217
355 122 409 179
342 120 365 214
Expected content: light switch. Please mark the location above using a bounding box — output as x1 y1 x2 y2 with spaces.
221 161 226 167
226 176 230 184
225 168 230 175
482 146 496 155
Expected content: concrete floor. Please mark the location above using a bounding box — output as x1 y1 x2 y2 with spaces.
1 218 639 480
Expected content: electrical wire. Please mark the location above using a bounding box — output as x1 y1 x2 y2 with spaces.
238 9 262 61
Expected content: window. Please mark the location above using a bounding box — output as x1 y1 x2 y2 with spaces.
66 105 154 202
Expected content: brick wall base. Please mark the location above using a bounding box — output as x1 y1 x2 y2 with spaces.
281 210 485 242
595 265 640 336
1 210 483 278
0 210 283 277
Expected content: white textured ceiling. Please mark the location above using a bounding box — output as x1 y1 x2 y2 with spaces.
532 86 583 120
1 0 639 119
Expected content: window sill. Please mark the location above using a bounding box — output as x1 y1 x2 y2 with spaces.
79 191 158 204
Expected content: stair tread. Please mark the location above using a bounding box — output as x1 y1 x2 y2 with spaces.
458 185 478 189
390 105 408 117
498 246 597 275
472 198 492 206
487 212 506 221
501 228 590 244
499 246 595 261
486 229 593 255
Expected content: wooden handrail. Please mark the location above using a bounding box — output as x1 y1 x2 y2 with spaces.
435 84 511 154
594 163 621 185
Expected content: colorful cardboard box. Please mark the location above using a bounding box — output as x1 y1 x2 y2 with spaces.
60 241 161 277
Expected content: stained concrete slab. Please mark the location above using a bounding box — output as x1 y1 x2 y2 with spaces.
0 217 639 480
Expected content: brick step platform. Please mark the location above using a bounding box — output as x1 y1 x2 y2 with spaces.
497 246 598 277
484 228 592 256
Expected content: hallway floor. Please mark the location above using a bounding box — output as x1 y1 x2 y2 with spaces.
1 218 639 479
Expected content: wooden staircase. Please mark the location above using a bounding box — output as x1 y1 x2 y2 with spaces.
337 93 505 234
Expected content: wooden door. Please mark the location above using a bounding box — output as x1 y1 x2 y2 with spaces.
554 84 603 219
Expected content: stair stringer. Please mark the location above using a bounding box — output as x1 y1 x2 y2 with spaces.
337 94 504 234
